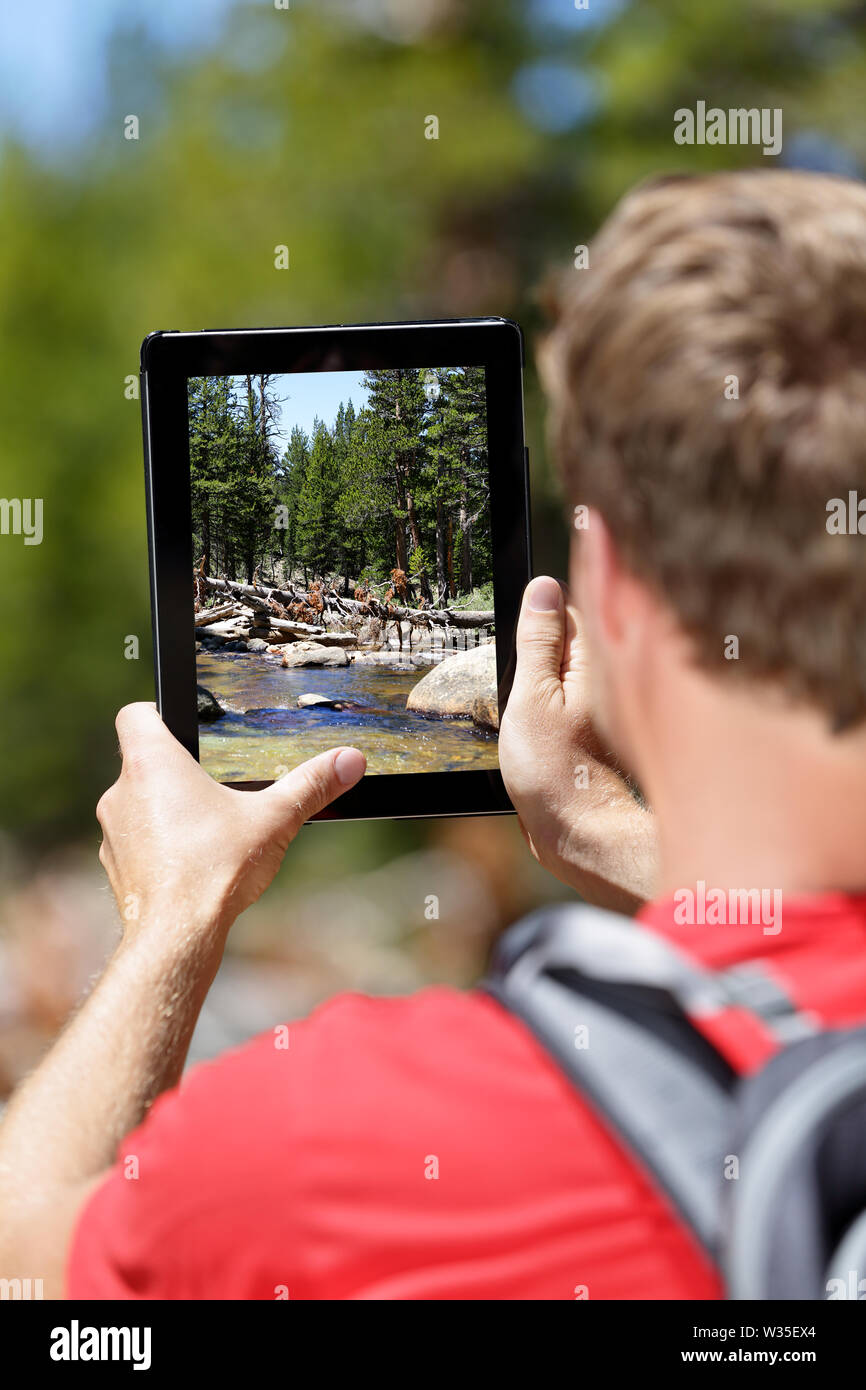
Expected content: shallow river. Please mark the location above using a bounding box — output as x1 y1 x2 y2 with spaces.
197 650 499 782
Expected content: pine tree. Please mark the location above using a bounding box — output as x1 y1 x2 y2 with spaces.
331 400 362 592
277 425 311 579
236 374 281 583
295 418 339 579
426 366 490 602
344 368 433 598
188 374 280 585
189 375 243 580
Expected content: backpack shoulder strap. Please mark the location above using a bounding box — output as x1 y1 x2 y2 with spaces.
725 1029 866 1300
482 903 737 1258
485 902 866 1298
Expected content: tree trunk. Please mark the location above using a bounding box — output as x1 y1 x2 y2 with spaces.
405 489 423 555
459 491 471 594
406 489 432 601
395 515 407 572
435 500 448 607
446 515 455 599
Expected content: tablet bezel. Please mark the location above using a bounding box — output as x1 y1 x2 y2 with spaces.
141 318 530 820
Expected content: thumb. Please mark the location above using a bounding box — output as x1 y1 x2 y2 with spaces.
256 746 366 833
116 701 189 772
513 577 566 698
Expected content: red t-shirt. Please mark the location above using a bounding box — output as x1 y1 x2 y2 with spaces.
67 893 866 1300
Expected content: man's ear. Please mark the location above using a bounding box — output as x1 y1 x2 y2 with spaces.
575 511 682 690
573 509 626 650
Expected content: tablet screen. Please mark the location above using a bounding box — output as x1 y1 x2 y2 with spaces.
187 367 499 782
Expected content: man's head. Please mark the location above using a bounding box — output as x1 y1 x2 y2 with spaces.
540 170 866 779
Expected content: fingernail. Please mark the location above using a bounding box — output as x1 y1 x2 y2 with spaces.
335 748 366 785
527 577 562 613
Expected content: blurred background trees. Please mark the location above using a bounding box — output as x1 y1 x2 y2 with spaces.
0 0 864 1089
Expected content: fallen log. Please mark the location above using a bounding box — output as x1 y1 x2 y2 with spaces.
205 577 273 615
194 603 238 627
430 609 496 629
266 618 355 646
197 612 355 647
198 573 494 630
197 619 250 640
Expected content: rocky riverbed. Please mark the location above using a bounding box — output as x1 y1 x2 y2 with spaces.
195 644 499 782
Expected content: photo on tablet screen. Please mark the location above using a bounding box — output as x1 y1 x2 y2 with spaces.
189 367 499 783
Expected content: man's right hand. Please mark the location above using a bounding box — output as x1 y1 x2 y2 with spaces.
499 577 658 914
97 704 366 949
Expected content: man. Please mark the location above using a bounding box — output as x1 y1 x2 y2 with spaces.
4 169 866 1299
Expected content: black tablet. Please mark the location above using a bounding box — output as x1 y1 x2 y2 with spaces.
141 318 530 820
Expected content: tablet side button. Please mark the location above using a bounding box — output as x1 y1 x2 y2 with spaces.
524 446 533 576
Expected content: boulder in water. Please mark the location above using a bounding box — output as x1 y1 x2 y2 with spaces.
406 643 497 719
280 642 349 668
472 690 500 731
197 685 226 721
297 693 374 712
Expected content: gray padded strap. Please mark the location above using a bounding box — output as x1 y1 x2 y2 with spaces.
488 904 864 1291
496 972 732 1253
511 902 815 1043
727 1036 866 1300
486 905 735 1255
826 1209 866 1300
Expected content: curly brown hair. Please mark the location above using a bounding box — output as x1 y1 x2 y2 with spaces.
540 170 866 730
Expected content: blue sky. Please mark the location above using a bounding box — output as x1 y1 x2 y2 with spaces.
268 370 369 453
258 365 454 455
0 0 248 150
1 3 856 214
0 0 614 153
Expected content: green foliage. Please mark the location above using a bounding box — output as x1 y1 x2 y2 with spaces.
189 375 279 583
347 367 488 598
455 581 495 612
200 366 494 602
1 0 863 841
275 425 311 574
408 545 428 580
295 418 340 580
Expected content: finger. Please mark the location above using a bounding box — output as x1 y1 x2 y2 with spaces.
258 746 366 832
115 702 187 773
513 577 567 699
95 788 113 828
561 601 589 680
98 835 117 881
